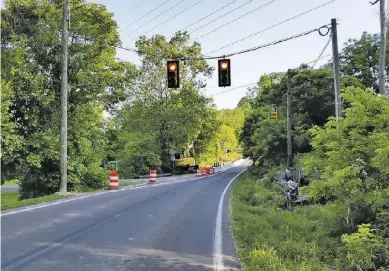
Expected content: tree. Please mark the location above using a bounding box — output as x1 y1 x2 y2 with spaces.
115 31 214 172
303 87 389 201
1 0 136 197
216 108 245 138
240 68 335 166
338 32 389 93
215 124 238 157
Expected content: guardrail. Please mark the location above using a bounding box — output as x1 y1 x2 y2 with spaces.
137 173 172 179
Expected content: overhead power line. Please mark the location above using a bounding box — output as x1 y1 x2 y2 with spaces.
119 0 174 33
132 0 206 41
208 82 257 97
311 35 332 68
123 0 189 38
181 24 331 61
206 0 336 55
179 0 240 33
308 53 332 66
117 24 330 61
117 0 150 20
188 0 255 36
209 53 334 97
194 0 277 41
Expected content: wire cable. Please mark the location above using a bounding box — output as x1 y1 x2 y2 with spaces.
119 0 174 33
117 0 150 20
206 0 336 55
209 54 335 97
132 0 206 40
180 25 330 61
311 35 332 68
180 0 240 32
208 54 333 97
123 0 189 38
194 0 277 41
307 53 332 66
188 0 256 35
116 24 330 62
207 82 257 97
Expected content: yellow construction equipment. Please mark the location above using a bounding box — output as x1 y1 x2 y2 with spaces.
173 143 199 174
174 153 199 173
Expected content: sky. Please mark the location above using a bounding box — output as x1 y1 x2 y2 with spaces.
91 0 380 109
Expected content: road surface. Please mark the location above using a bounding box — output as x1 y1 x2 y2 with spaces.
0 179 155 193
1 162 247 271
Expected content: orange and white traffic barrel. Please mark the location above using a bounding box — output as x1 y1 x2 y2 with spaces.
196 169 202 177
201 168 207 176
109 171 119 189
149 169 157 183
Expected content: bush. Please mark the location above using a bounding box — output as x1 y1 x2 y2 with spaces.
230 169 388 271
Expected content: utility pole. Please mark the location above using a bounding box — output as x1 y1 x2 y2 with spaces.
331 18 342 120
378 0 388 96
286 69 293 169
59 0 69 194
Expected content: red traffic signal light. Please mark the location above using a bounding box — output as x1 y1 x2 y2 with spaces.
167 61 180 88
218 59 231 87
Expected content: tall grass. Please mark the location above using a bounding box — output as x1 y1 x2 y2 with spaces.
230 169 348 271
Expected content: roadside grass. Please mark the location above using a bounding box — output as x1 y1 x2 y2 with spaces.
230 169 346 271
1 191 70 211
1 179 20 187
1 181 145 211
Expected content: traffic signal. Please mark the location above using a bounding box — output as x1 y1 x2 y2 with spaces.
271 111 278 120
167 60 180 88
218 59 231 87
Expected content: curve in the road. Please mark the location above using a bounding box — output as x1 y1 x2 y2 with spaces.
1 161 247 271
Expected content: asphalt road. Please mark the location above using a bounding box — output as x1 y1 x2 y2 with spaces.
0 179 153 193
1 162 247 271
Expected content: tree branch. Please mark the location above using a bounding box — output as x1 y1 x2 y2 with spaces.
370 0 379 5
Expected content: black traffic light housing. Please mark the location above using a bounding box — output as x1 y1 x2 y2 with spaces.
218 59 231 87
167 60 180 88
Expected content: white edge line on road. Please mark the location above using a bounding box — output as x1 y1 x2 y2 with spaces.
0 165 238 217
213 168 247 271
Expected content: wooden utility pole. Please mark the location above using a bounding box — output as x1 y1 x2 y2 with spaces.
378 0 388 96
331 18 342 120
59 0 69 194
286 69 293 169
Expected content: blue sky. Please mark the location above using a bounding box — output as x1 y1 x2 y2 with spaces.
92 0 380 109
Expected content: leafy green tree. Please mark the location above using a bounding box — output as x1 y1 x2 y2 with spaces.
303 87 389 200
337 32 389 93
217 108 245 138
240 68 335 166
341 224 384 270
115 32 214 172
1 0 136 197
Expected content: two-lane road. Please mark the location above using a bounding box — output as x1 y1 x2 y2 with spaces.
1 163 247 271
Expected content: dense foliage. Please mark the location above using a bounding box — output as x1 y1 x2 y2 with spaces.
237 32 389 270
1 0 137 197
1 0 246 195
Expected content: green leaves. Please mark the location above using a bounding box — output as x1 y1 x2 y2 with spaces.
1 0 136 196
302 87 389 201
341 224 383 270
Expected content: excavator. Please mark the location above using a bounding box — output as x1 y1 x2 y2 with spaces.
173 142 199 174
